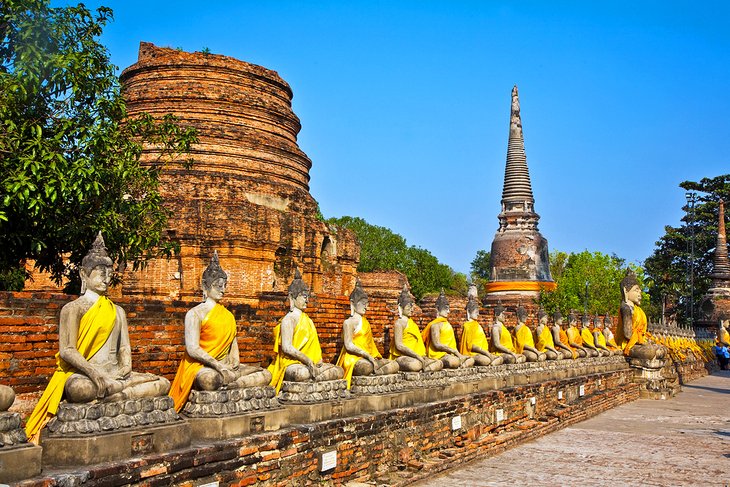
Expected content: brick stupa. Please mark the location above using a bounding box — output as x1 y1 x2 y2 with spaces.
119 43 358 299
485 86 555 306
699 199 730 324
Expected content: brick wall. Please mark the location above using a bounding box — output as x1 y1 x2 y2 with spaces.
18 369 638 486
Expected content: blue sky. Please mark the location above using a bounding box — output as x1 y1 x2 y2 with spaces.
85 1 729 274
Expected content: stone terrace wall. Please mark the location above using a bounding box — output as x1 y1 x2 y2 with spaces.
17 368 638 486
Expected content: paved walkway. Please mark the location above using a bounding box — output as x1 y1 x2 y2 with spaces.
417 370 730 486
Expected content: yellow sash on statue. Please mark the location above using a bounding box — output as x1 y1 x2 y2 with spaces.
422 317 456 359
581 328 596 347
268 312 322 393
336 316 382 387
169 304 236 411
535 326 555 352
389 318 426 358
25 296 117 442
595 331 607 348
490 323 517 355
514 325 535 354
567 326 583 346
617 305 648 355
559 329 578 358
459 320 488 356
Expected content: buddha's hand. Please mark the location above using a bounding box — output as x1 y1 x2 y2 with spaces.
306 362 318 380
89 371 117 399
215 364 234 385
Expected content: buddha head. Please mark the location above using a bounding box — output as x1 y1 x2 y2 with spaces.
553 310 563 328
495 302 506 323
202 251 227 301
466 284 479 321
581 314 591 330
537 308 548 327
620 269 642 306
593 316 603 330
568 311 577 327
604 313 612 329
397 284 414 318
80 232 113 295
435 290 449 318
288 268 309 310
516 305 528 326
349 279 369 316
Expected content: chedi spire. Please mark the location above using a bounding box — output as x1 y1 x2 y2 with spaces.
710 199 730 288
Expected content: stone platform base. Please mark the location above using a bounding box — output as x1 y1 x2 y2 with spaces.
187 408 289 440
182 386 280 416
351 373 406 395
0 411 28 447
41 421 190 466
401 370 449 389
45 396 178 436
278 379 351 403
0 444 42 483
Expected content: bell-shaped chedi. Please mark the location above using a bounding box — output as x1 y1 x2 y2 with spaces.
119 43 358 299
700 199 730 323
486 86 555 299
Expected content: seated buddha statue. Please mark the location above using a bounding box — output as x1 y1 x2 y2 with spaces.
336 280 399 388
389 285 443 372
566 312 589 358
513 305 546 362
25 233 171 442
580 314 603 357
268 269 344 392
459 285 504 366
423 291 474 368
489 304 526 364
534 308 562 360
616 270 666 362
602 313 621 353
169 252 272 411
592 316 614 356
552 311 577 359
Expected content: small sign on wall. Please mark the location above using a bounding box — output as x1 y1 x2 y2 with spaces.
319 450 337 472
558 390 563 400
495 408 504 423
199 482 219 487
530 397 536 405
451 415 462 431
579 385 585 397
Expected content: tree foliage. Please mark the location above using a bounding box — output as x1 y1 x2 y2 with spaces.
327 216 464 300
644 174 730 324
0 1 197 290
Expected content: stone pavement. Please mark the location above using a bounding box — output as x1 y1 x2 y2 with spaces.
417 370 730 486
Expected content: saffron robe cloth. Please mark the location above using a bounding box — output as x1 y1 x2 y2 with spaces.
595 331 608 348
718 328 730 345
567 326 584 346
489 323 517 355
559 329 578 358
605 330 621 350
169 304 236 412
513 325 536 354
581 327 596 347
25 296 117 442
336 316 382 388
389 318 426 358
616 305 648 355
459 320 489 356
422 317 457 359
535 326 555 353
268 312 323 393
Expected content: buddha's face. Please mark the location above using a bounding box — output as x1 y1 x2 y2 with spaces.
582 319 590 329
400 303 414 317
81 264 112 295
539 316 548 327
438 305 450 318
206 277 227 301
496 311 505 323
353 298 368 315
468 307 479 320
555 318 563 328
292 291 309 310
625 285 642 305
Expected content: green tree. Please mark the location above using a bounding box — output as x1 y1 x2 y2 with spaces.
327 216 459 300
469 249 490 297
0 1 197 290
644 174 730 324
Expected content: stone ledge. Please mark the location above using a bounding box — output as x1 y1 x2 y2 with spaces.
0 443 42 484
182 386 280 417
0 411 28 447
278 379 352 403
186 408 289 441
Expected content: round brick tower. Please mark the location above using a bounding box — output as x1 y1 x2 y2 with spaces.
485 86 555 308
119 43 358 299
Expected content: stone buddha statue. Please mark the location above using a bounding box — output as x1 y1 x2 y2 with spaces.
513 305 546 362
459 285 504 366
423 291 474 368
616 270 666 363
169 252 272 412
336 280 399 388
268 269 344 392
25 233 171 442
552 311 577 359
592 316 614 356
389 285 443 372
565 312 589 358
602 314 621 352
489 304 526 364
534 308 562 360
579 314 602 357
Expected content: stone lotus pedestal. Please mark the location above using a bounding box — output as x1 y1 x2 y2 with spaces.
182 386 287 440
350 373 406 395
628 357 680 400
277 379 354 424
40 396 190 466
0 411 42 483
